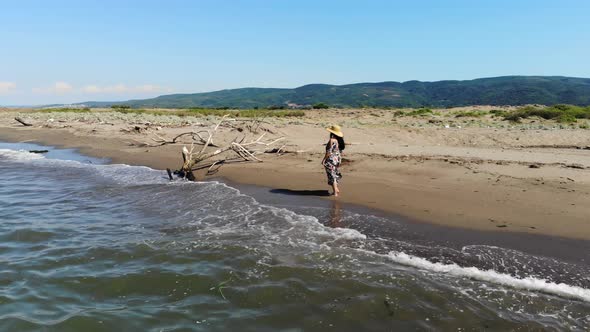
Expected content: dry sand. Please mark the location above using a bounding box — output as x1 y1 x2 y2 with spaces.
1 107 589 240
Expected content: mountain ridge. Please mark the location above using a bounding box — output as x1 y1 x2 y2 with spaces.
80 76 590 108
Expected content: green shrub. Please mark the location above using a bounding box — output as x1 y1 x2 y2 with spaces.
183 108 305 118
111 105 130 109
112 108 150 115
557 114 577 123
407 108 432 116
552 104 570 111
489 109 507 117
503 104 590 122
454 110 486 118
312 103 330 109
38 107 91 113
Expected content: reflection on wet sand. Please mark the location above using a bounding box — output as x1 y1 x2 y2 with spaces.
328 200 342 228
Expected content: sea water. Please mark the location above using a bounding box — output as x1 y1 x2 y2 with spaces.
0 142 589 331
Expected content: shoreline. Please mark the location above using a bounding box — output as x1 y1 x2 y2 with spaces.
3 137 590 331
222 178 590 265
1 108 589 241
2 136 590 265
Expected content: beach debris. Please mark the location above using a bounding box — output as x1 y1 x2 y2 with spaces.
150 131 219 148
529 164 541 169
565 164 586 170
264 145 305 155
14 117 33 126
214 279 231 300
518 144 590 150
169 115 285 180
121 125 149 134
265 147 285 154
210 272 234 300
28 150 49 154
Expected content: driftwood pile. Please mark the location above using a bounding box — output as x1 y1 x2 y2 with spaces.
152 115 285 181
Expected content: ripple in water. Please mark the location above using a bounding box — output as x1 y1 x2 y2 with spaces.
0 143 589 331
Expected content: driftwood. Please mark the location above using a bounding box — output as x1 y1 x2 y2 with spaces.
143 117 276 149
29 150 49 154
150 131 219 148
15 117 33 126
170 115 284 181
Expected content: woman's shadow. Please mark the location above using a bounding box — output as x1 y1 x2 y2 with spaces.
269 188 331 197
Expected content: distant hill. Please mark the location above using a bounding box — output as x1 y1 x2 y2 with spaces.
82 76 590 109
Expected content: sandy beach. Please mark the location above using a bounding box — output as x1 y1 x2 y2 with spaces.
1 107 589 240
6 2 590 329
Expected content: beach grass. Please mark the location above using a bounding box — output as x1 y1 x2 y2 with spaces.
454 110 487 118
34 107 305 118
504 104 590 123
180 108 305 118
113 108 306 118
38 107 91 113
113 108 305 118
406 108 432 116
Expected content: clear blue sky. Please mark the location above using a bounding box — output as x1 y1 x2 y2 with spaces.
1 0 588 105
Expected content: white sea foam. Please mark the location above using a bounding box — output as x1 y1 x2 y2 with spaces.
266 205 367 241
0 148 45 161
1 146 169 185
387 251 590 303
310 225 367 240
92 163 169 185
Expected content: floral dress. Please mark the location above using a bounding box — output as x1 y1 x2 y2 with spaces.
324 139 342 185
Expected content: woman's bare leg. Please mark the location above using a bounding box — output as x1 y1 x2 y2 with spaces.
332 182 339 197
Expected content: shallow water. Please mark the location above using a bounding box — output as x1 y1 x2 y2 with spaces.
0 142 589 331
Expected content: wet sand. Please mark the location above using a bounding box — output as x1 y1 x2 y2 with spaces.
227 178 590 265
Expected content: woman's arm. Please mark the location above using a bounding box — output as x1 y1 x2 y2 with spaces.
321 151 329 165
322 139 335 164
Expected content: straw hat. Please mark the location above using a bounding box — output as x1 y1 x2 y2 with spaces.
326 124 343 137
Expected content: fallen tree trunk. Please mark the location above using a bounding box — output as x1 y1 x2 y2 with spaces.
15 117 33 126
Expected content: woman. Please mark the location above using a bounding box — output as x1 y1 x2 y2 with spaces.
321 125 345 197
